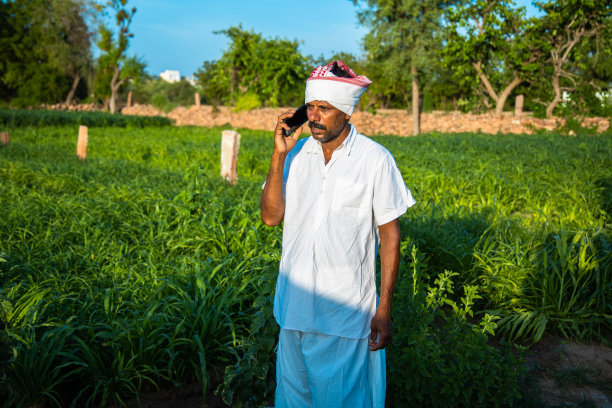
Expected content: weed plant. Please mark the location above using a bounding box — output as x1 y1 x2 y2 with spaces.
0 126 610 407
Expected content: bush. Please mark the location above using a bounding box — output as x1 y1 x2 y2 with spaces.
233 93 262 112
130 79 196 108
387 246 532 407
151 93 175 113
0 109 172 128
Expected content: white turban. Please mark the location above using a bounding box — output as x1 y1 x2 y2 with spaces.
305 61 372 116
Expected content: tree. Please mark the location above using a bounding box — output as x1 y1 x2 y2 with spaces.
530 0 611 117
51 0 95 105
444 0 537 116
0 0 95 106
97 0 144 113
195 25 310 108
354 0 452 135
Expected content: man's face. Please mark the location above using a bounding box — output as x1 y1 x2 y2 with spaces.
306 100 350 143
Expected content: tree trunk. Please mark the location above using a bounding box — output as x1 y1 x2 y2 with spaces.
65 74 81 105
109 66 121 114
546 71 562 118
495 76 522 116
472 61 499 104
411 64 420 135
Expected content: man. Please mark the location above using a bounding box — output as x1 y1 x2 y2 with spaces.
260 61 415 407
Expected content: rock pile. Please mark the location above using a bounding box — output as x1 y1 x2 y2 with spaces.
43 103 600 135
122 104 609 135
41 103 101 112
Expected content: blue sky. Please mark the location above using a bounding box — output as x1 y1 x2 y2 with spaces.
118 0 540 78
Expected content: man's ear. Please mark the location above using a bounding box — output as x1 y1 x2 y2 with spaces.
345 114 351 120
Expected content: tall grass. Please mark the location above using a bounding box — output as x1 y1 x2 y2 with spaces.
0 126 610 406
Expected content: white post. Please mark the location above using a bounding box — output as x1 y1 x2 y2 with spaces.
77 125 88 160
515 95 524 116
1 132 8 146
127 90 133 108
221 130 240 185
195 93 201 107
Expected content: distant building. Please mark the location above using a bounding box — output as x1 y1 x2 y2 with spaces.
184 76 196 86
160 70 180 83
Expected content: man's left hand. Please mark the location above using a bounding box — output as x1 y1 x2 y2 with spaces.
369 309 392 351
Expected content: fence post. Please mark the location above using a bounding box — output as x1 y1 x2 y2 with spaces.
515 95 524 116
77 125 88 160
221 130 240 185
1 132 8 146
195 93 201 108
127 90 133 108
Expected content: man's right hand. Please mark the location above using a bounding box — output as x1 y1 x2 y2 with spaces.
274 110 303 155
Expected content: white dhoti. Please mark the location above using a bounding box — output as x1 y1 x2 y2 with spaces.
275 328 386 408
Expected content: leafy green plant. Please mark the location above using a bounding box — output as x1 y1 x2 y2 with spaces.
475 228 611 342
151 93 176 113
233 92 262 112
5 325 82 407
387 246 532 407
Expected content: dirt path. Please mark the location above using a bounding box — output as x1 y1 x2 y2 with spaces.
527 337 612 407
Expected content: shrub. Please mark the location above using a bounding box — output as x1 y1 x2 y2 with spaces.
233 93 262 112
387 246 532 407
0 108 172 128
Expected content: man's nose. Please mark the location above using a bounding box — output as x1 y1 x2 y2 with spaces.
308 107 320 122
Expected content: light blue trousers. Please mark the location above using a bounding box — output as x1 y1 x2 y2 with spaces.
275 328 386 408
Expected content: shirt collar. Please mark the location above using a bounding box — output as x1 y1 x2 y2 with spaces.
304 124 357 156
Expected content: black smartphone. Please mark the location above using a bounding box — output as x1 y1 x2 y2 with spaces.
282 104 308 137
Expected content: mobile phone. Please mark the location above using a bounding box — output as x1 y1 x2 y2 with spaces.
282 104 308 137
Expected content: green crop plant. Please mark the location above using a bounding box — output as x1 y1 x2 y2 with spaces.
0 108 172 128
0 125 609 406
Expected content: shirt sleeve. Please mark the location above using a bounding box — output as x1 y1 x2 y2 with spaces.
372 152 416 226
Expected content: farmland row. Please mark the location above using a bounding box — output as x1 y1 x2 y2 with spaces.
0 126 610 407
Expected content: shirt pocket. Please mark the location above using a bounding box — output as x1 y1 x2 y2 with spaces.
331 177 370 218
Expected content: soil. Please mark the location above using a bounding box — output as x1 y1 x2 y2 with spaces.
527 336 612 408
117 104 610 136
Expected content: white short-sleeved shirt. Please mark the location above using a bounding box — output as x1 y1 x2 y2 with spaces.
273 125 416 339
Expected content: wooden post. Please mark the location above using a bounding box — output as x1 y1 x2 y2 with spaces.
127 90 133 108
515 94 524 116
221 130 240 185
77 125 88 160
195 92 201 107
1 132 8 146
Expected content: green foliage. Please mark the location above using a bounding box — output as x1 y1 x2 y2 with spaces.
475 228 611 342
218 263 279 407
132 78 197 110
0 0 94 106
233 93 262 112
523 0 611 117
0 108 172 127
354 0 450 112
0 126 610 406
442 0 536 114
195 25 310 108
96 0 145 113
387 246 530 407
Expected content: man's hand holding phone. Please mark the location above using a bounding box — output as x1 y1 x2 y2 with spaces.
274 109 304 155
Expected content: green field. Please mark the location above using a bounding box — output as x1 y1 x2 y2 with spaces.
0 125 610 407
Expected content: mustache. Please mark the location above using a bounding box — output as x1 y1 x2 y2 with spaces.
308 121 326 130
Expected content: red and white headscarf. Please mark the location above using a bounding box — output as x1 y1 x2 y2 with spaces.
305 61 372 116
